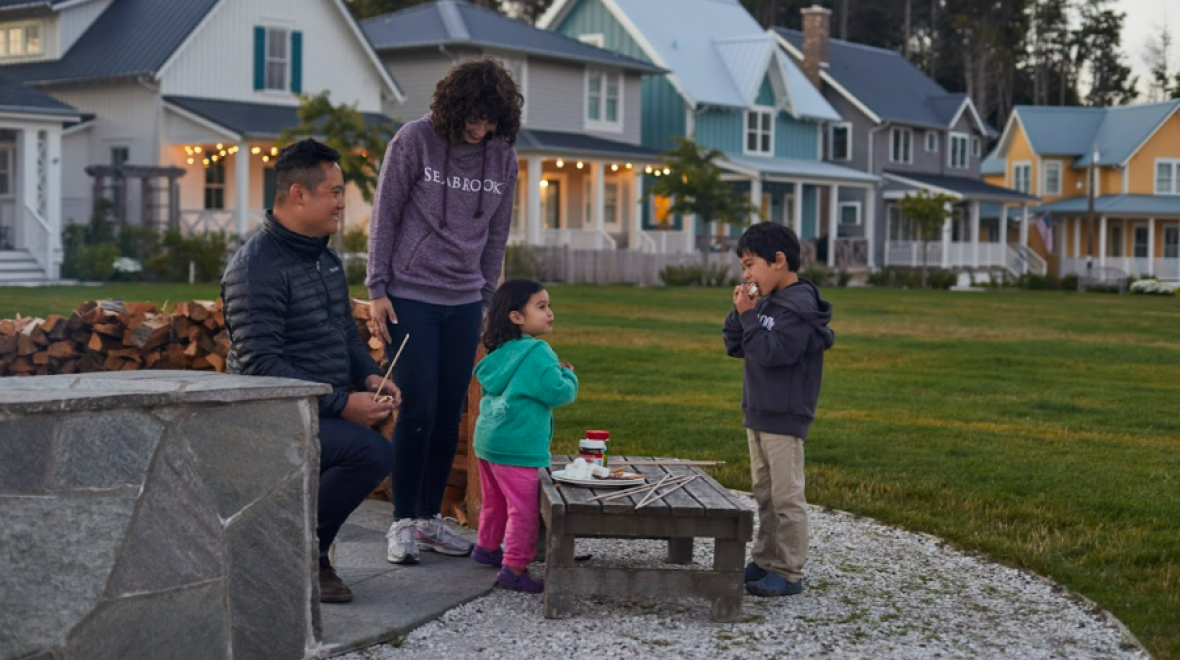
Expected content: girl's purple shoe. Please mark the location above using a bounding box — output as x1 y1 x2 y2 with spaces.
497 566 544 593
471 545 503 567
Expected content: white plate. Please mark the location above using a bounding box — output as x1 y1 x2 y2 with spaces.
552 469 647 488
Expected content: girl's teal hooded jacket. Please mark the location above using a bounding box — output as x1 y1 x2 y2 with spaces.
473 336 578 467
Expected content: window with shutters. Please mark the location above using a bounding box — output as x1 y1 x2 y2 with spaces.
265 28 289 91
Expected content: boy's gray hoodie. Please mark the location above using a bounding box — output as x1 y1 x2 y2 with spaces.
723 279 835 439
366 115 519 307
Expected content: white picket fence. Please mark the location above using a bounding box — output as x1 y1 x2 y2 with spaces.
514 245 742 286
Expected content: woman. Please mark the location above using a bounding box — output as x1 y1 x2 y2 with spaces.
366 57 523 565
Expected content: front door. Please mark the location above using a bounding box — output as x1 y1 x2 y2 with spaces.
0 145 13 250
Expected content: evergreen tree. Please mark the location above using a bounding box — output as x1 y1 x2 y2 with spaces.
1075 0 1138 106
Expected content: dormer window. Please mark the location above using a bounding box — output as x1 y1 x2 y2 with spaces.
0 21 45 58
253 26 303 94
265 28 289 90
744 107 774 157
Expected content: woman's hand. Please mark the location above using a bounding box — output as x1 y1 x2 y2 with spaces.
369 297 398 345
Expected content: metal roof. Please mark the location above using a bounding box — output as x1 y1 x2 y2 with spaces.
164 96 393 140
775 27 995 135
980 152 1005 176
0 74 78 117
721 153 879 184
515 128 660 160
1000 101 1180 168
361 0 662 74
1034 194 1180 217
0 0 71 9
0 0 220 84
882 170 1036 202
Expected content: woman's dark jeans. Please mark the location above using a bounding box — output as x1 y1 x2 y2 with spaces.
386 297 482 520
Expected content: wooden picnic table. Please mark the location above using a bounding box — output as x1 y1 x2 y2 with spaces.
540 455 754 622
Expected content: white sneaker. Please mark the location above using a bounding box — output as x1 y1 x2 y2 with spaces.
386 518 419 565
416 515 473 556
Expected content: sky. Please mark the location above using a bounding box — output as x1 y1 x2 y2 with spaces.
1118 0 1180 97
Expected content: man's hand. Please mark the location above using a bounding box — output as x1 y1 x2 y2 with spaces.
733 285 756 315
342 392 395 427
369 297 398 345
559 362 575 372
365 374 402 408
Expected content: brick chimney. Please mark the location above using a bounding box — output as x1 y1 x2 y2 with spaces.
801 5 831 89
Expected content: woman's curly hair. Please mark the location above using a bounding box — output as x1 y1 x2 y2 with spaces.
430 57 524 146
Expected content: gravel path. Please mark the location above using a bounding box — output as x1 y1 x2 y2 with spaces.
339 496 1146 660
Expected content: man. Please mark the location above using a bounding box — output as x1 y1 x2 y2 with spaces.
221 139 400 603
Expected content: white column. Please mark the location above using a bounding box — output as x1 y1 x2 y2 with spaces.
865 185 876 269
1098 215 1107 268
1055 218 1065 272
750 177 762 225
827 184 838 267
592 161 605 249
1020 204 1029 250
940 203 952 269
970 200 980 269
628 172 642 251
234 142 249 236
1148 217 1156 275
683 213 697 253
1073 217 1081 263
46 127 63 279
18 127 36 259
526 156 542 245
793 182 804 233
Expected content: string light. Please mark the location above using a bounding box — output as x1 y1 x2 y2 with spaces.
202 158 210 166
625 163 632 169
644 166 653 174
540 179 549 188
262 155 269 162
215 143 223 150
211 154 219 162
187 157 194 165
576 161 584 169
194 146 203 154
611 164 619 172
271 147 279 156
663 167 671 175
251 147 261 154
556 159 564 168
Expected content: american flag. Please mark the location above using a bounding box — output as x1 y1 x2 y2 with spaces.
1036 214 1054 253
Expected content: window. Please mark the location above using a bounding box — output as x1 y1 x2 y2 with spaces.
972 136 981 157
499 56 527 121
1156 159 1180 195
890 127 912 164
110 147 129 167
265 27 289 91
745 107 773 156
205 161 226 210
949 132 969 169
578 33 604 48
1013 162 1032 194
829 123 851 161
1133 225 1149 258
1044 161 1062 196
839 201 861 226
926 132 937 152
585 68 621 129
1107 222 1123 257
0 22 44 57
1165 226 1179 258
584 180 620 228
0 147 11 196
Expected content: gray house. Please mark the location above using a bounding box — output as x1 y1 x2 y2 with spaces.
362 0 665 251
774 7 1039 275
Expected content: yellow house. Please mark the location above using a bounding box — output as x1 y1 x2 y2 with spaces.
984 100 1180 281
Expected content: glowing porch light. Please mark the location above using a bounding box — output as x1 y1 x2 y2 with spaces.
262 155 269 162
194 146 203 154
540 179 549 188
556 159 564 168
644 166 653 174
625 163 632 169
611 164 619 172
216 143 224 150
187 157 194 165
663 167 671 175
251 147 261 155
576 161 584 169
271 147 279 156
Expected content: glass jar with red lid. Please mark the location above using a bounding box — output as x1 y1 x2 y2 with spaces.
586 430 610 466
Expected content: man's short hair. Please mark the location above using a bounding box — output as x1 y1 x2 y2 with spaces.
735 222 801 272
274 139 341 203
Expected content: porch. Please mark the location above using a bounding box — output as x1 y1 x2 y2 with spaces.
716 153 880 270
881 171 1042 277
1037 195 1180 282
508 129 663 252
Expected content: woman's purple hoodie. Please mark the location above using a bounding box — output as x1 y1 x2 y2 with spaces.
366 115 519 306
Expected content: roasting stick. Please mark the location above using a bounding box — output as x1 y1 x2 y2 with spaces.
373 334 410 401
558 460 725 468
586 475 693 502
636 473 675 508
636 475 699 510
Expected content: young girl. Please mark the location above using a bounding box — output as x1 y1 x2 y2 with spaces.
470 279 578 592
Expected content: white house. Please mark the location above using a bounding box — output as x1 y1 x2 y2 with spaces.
0 0 402 282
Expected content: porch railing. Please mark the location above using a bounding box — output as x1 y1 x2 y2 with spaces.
1061 257 1179 280
884 240 1045 276
540 228 617 250
834 238 869 270
178 209 268 237
22 201 54 278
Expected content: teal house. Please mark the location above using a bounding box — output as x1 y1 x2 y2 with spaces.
540 0 878 266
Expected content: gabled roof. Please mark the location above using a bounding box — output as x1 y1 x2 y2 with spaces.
998 100 1180 168
980 152 1005 176
0 74 78 118
362 0 661 74
163 95 392 140
883 170 1036 203
719 153 878 184
541 0 837 119
1 0 221 85
773 27 995 135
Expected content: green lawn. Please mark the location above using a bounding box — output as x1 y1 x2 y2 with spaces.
3 284 1178 657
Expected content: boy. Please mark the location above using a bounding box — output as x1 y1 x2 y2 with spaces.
723 222 835 597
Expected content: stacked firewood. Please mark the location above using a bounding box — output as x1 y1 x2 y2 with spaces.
0 299 228 377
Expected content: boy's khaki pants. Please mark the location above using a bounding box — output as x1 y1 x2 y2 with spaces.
746 428 807 582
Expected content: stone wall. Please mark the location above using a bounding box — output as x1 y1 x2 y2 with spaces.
0 371 331 660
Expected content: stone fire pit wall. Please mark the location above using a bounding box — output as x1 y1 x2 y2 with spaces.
0 371 331 660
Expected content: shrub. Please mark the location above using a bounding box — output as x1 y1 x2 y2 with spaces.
704 263 739 287
1129 279 1177 296
155 230 228 282
343 226 368 254
800 264 834 287
504 244 539 279
118 225 162 262
76 243 119 282
867 267 956 290
344 255 368 286
659 264 705 286
1017 273 1059 290
1059 274 1079 291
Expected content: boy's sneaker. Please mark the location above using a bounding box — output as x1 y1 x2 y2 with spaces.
416 515 473 556
744 561 768 583
497 566 544 593
472 545 503 567
746 572 803 597
386 518 420 565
